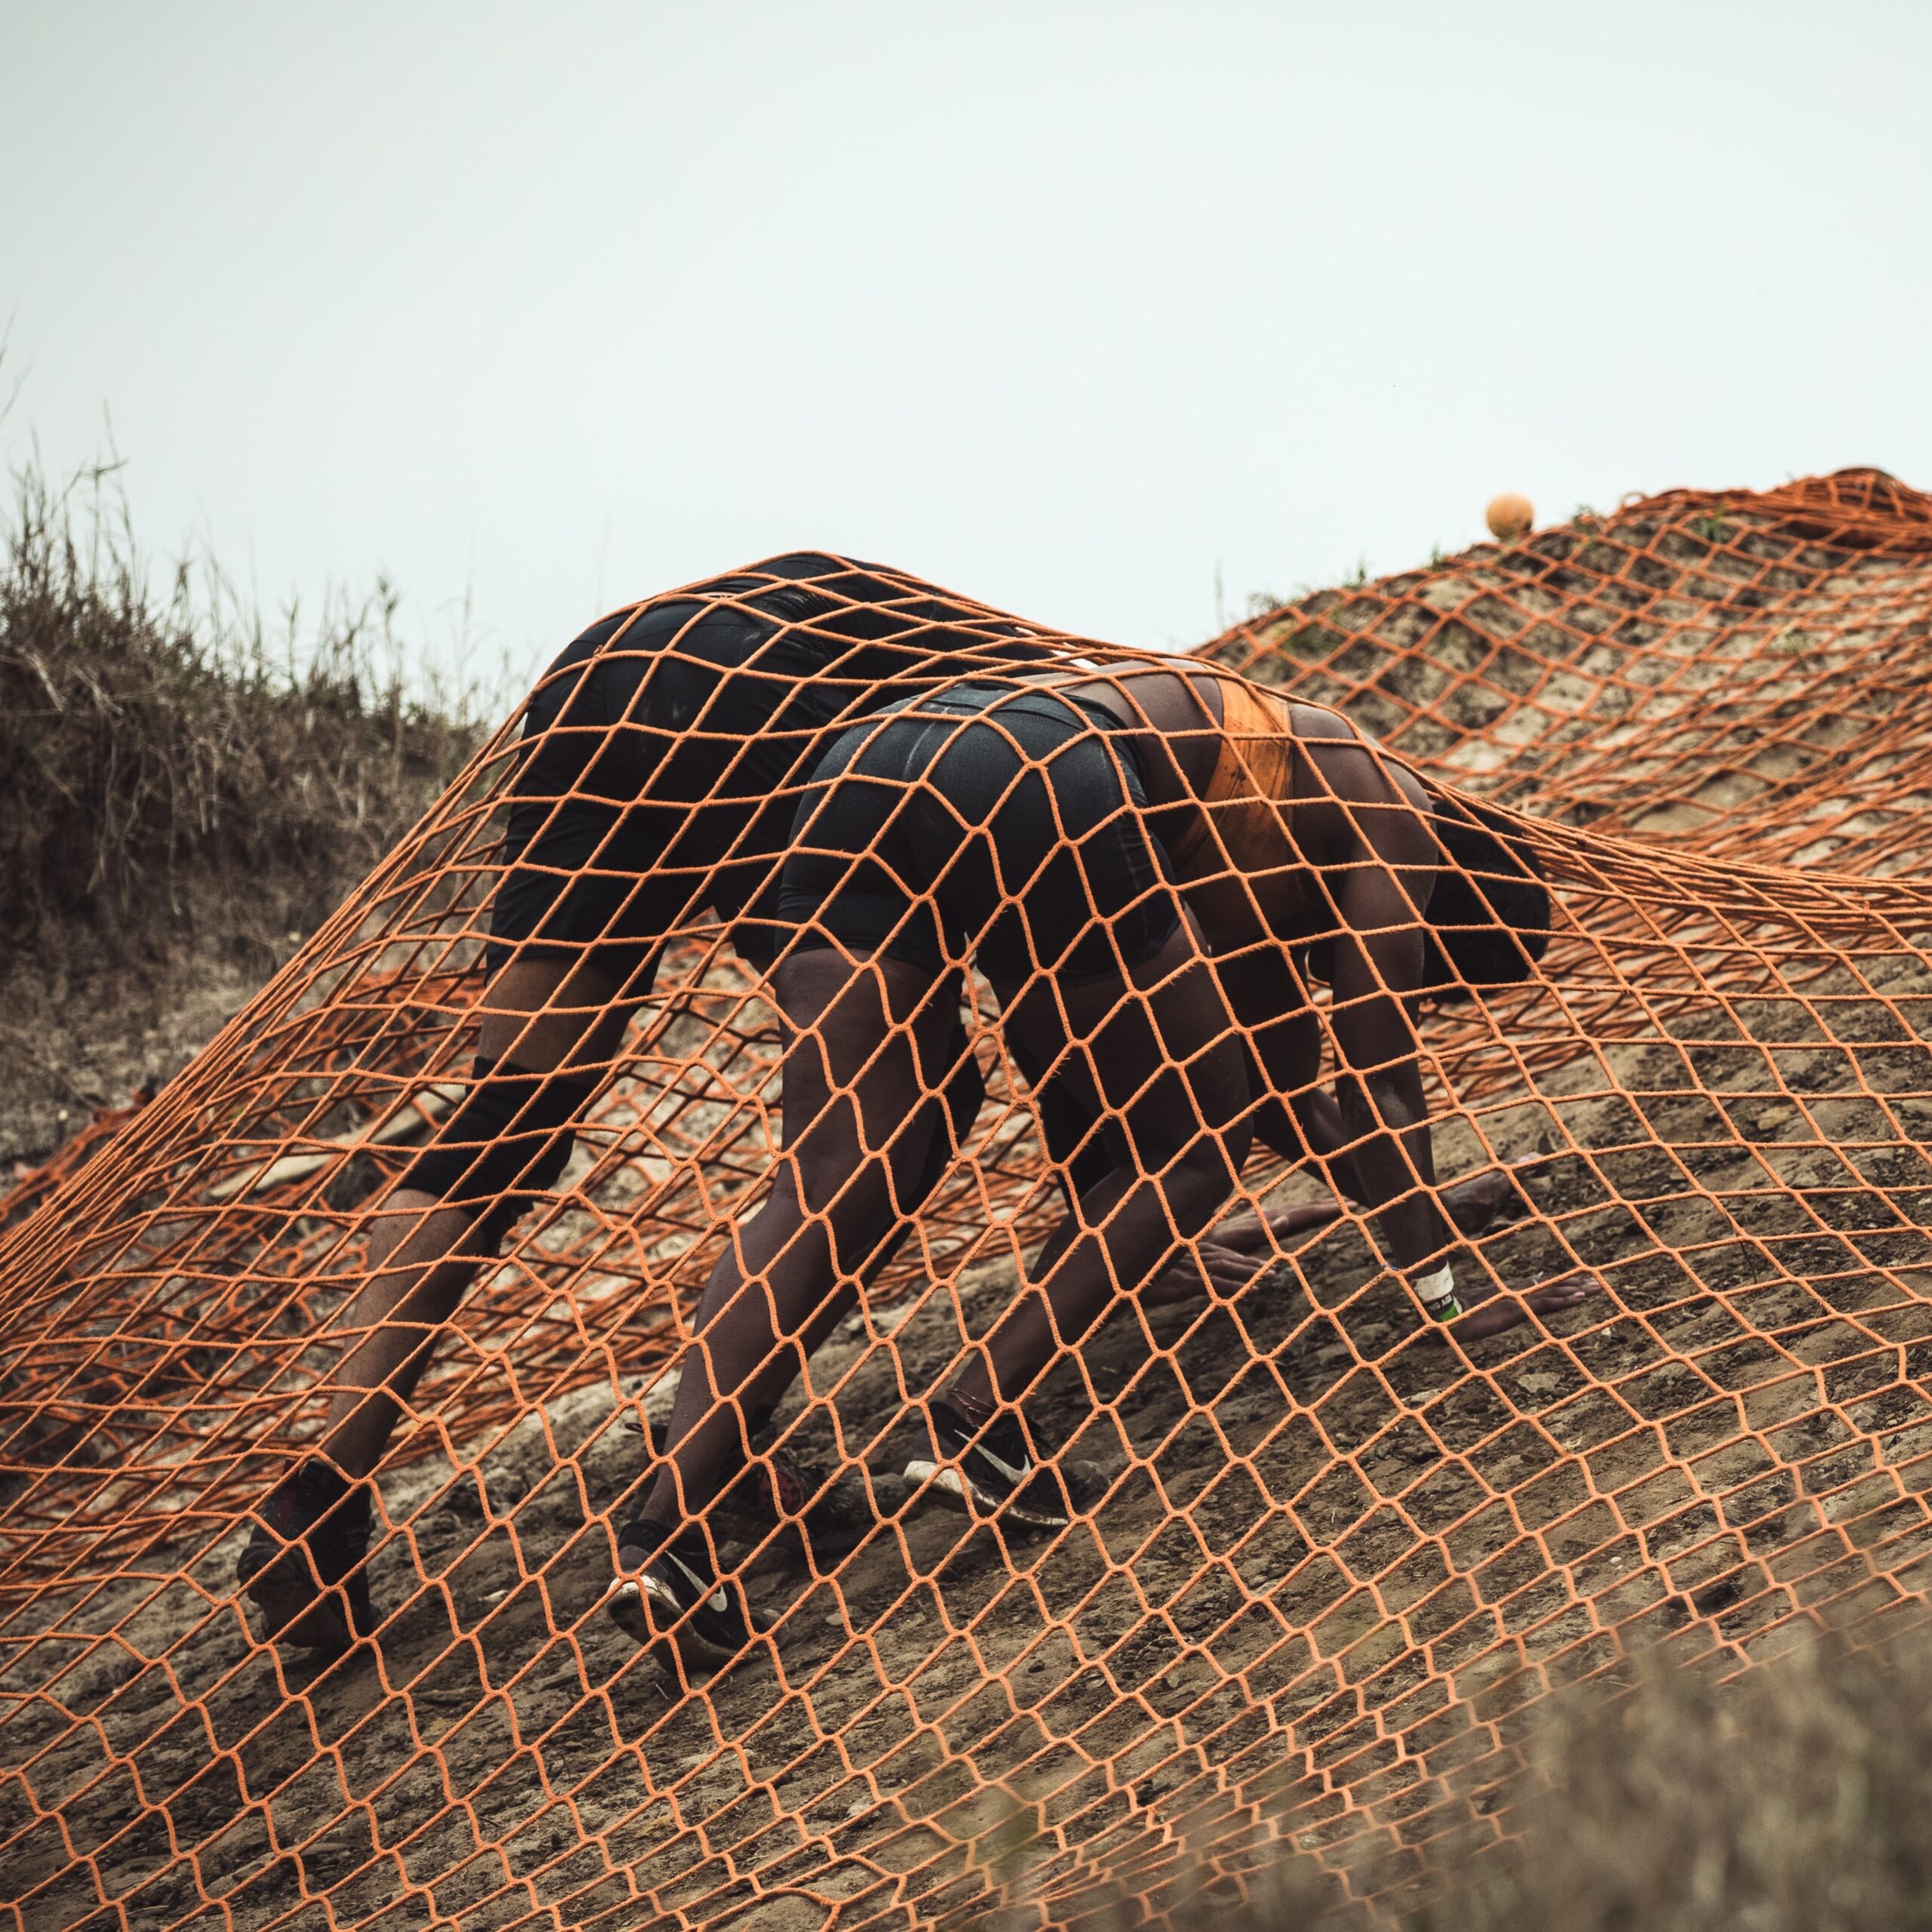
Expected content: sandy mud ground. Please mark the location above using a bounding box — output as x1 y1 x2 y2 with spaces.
10 953 1932 1930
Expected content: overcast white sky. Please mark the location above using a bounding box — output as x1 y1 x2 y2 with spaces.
3 2 1928 688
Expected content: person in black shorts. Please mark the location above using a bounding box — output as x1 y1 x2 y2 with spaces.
606 667 1597 1669
238 554 1101 1651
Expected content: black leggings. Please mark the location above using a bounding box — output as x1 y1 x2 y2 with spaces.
485 574 840 989
486 555 1062 986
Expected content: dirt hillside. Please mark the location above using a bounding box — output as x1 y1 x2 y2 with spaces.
7 476 1932 1930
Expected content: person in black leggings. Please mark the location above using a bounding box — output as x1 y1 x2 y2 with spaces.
237 556 1111 1652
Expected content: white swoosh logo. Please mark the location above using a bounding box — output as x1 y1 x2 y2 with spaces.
971 1440 1033 1489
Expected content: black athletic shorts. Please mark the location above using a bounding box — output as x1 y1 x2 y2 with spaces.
485 554 1057 986
775 682 1183 989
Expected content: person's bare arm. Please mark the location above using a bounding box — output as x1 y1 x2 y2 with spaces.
1310 742 1601 1341
1444 1269 1596 1342
1319 783 1454 1281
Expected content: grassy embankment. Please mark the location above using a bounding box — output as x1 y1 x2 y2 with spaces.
0 459 488 1162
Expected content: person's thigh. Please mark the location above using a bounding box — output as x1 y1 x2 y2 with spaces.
491 596 793 983
940 703 1180 993
777 707 955 974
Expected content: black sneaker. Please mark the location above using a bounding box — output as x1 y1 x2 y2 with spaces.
236 1460 376 1654
626 1415 875 1558
603 1521 774 1672
903 1400 1072 1532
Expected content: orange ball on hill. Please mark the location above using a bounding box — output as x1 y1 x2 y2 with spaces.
1486 493 1534 542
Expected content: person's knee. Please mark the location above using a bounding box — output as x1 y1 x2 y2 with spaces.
894 1045 985 1214
788 1143 867 1223
786 1140 916 1290
476 958 629 1070
1157 1115 1252 1229
365 1190 467 1271
401 1057 598 1229
395 1263 471 1333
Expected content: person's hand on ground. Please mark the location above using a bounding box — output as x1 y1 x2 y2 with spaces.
1440 1158 1538 1238
1144 1163 1552 1317
1209 1160 1536 1269
1442 1267 1601 1343
1141 1238 1271 1307
1143 1195 1362 1304
1208 1198 1347 1256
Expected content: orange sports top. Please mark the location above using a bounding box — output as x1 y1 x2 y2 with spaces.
1164 676 1299 877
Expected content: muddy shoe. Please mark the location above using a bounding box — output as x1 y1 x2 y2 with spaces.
719 1444 875 1557
903 1400 1081 1534
236 1460 376 1654
626 1416 875 1559
604 1521 774 1672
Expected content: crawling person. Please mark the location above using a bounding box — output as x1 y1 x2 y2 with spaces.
606 663 1598 1669
236 554 1138 1654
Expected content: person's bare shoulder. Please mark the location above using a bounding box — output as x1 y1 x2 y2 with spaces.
1292 704 1432 820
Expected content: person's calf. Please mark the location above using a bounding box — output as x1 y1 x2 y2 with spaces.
317 1234 481 1476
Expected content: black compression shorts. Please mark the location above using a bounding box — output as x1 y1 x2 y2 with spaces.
487 554 1059 988
775 682 1183 989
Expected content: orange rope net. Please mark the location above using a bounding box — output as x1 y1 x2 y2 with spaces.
6 472 1932 1929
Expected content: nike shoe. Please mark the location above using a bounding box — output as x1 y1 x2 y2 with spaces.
236 1460 377 1654
603 1521 774 1672
903 1399 1073 1533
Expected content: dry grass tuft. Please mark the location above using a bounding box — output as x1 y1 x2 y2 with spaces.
1422 1623 1932 1932
0 447 499 1158
0 456 488 947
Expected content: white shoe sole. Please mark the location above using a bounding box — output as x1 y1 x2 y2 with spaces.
601 1574 743 1672
902 1460 1069 1533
